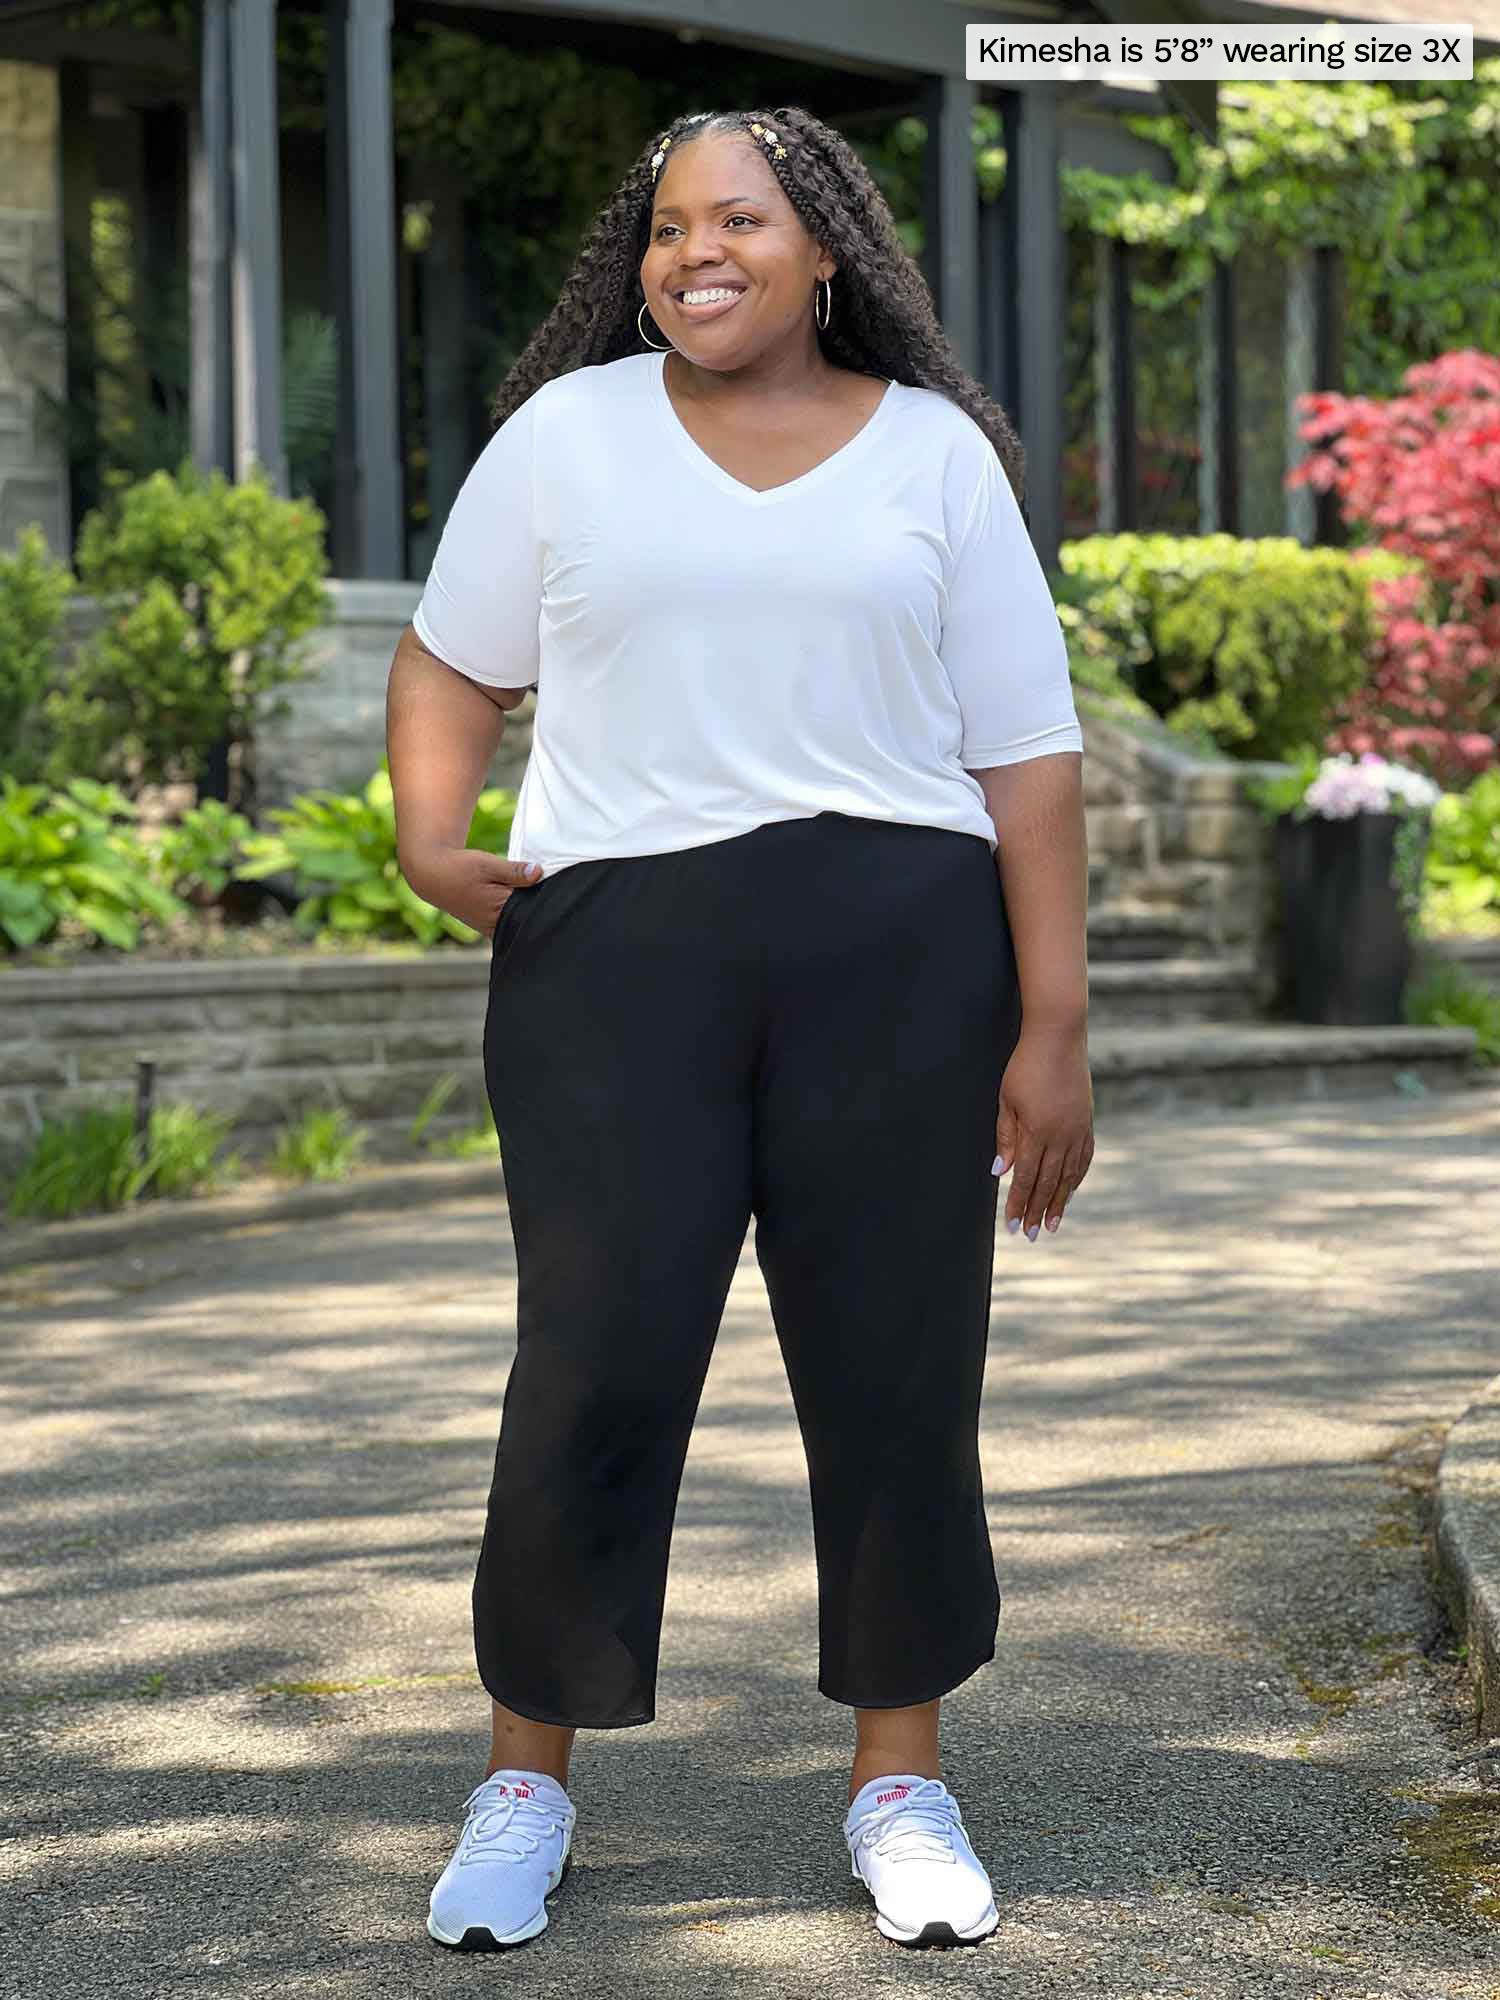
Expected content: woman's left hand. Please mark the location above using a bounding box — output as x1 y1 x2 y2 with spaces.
994 1022 1095 1239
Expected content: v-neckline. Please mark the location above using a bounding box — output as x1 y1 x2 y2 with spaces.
652 350 897 507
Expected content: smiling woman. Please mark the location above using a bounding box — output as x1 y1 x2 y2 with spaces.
386 102 1093 1962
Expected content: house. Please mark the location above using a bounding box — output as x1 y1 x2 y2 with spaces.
11 0 1490 581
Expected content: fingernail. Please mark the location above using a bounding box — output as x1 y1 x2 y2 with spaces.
527 863 542 878
1025 1223 1040 1241
1046 1215 1061 1233
991 1155 1008 1177
1006 1217 1021 1235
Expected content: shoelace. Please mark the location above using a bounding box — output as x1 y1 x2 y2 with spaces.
458 1779 568 1867
847 1778 964 1866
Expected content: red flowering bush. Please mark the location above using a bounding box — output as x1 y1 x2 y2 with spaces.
1287 349 1500 787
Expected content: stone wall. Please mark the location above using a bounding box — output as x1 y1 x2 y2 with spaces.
1079 696 1282 980
0 953 495 1174
254 581 535 807
1423 935 1500 997
0 59 68 554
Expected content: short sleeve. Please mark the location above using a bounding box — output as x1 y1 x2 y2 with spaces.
940 451 1084 769
411 391 543 689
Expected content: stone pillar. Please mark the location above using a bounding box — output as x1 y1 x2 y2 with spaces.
0 59 68 551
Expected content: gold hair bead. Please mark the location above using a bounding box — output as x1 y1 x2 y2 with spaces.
747 121 788 163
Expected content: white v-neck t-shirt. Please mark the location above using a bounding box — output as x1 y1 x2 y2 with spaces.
412 349 1083 879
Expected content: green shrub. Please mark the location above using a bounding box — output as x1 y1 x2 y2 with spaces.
44 463 330 804
6 1100 241 1221
1055 533 1418 763
1404 961 1500 1065
0 775 187 951
151 797 254 901
234 762 516 945
268 1104 367 1181
0 527 73 786
1421 766 1500 936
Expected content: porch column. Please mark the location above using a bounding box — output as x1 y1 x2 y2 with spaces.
1284 244 1345 547
977 176 1013 412
189 0 233 473
1002 85 1065 567
1197 256 1238 534
1094 235 1136 533
57 58 98 526
326 0 403 576
227 0 284 490
920 73 979 376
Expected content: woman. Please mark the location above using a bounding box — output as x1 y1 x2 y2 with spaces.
387 104 1094 1954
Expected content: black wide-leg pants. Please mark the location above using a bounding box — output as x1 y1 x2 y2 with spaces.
477 810 1022 1728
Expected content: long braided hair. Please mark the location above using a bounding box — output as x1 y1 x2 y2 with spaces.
489 105 1027 503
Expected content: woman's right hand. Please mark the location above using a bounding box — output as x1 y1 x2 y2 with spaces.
399 845 544 940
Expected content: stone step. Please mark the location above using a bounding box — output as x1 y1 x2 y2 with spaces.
1087 957 1261 1028
1086 1023 1479 1116
1088 902 1217 961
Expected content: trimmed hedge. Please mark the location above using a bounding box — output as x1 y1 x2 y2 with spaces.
1055 533 1420 763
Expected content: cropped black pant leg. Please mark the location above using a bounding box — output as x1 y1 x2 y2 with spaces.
477 811 1021 1729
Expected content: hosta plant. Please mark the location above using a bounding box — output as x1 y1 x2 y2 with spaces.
0 776 187 951
233 762 516 945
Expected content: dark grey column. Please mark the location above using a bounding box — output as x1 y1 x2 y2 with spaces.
1283 243 1346 546
977 176 1013 414
1283 246 1317 547
923 73 979 374
190 0 233 474
227 0 285 491
1312 246 1344 548
58 59 99 529
1094 235 1136 533
140 104 186 433
1003 86 1065 570
1196 256 1238 534
326 0 403 577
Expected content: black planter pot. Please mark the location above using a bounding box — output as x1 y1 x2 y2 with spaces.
1274 811 1426 1026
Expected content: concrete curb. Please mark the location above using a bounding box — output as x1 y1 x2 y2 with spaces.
1433 1370 1500 1737
0 1156 506 1274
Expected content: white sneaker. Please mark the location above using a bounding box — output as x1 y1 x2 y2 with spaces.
427 1769 576 1950
844 1774 999 1946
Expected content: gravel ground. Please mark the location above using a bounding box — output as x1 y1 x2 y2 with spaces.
2 1084 1499 2000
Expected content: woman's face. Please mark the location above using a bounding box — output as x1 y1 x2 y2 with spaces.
640 130 834 369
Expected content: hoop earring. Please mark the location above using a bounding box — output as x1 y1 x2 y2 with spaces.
815 275 832 331
637 301 672 351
